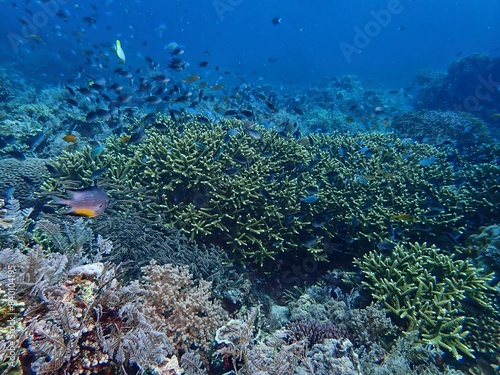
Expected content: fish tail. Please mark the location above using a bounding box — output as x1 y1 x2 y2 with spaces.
49 195 70 206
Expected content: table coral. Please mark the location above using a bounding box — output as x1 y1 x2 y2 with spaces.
355 242 496 359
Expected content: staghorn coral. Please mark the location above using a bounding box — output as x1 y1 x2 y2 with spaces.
455 161 500 227
139 261 229 353
354 242 497 359
391 110 493 158
44 117 482 267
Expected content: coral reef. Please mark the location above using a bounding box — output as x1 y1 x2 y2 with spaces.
0 240 227 373
139 261 229 352
355 242 497 359
0 246 178 374
44 118 484 267
288 319 349 348
0 157 49 209
89 207 251 300
466 224 500 272
456 162 500 227
414 54 500 120
391 110 494 162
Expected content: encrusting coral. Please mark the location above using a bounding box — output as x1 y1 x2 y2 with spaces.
0 157 49 209
354 242 497 359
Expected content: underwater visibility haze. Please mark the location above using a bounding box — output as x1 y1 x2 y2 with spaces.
0 0 499 374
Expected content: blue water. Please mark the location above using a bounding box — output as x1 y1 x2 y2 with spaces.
1 0 499 89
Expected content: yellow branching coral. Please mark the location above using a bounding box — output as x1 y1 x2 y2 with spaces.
354 242 495 359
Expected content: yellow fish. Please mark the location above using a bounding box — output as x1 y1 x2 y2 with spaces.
393 214 414 221
183 75 201 83
115 39 126 63
62 134 78 143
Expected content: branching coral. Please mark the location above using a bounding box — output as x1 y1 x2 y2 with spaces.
354 242 496 359
391 110 493 159
44 117 481 267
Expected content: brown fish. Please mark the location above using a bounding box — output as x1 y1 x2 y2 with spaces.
51 186 110 217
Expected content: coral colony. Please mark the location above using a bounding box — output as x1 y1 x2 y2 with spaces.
1 54 500 374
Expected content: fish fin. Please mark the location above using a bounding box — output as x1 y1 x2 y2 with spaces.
50 195 70 206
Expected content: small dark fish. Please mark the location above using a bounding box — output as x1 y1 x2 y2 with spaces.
197 61 209 68
292 105 304 115
145 95 162 104
311 213 331 228
28 131 44 150
51 186 110 217
224 109 239 116
0 135 16 147
476 358 496 375
95 109 111 120
241 109 254 119
224 166 239 176
66 85 76 96
20 174 35 186
117 93 132 103
233 154 251 164
90 167 108 180
78 87 94 97
128 131 147 144
66 98 78 107
302 235 318 248
260 188 272 201
414 224 433 232
45 164 62 177
109 83 124 92
377 241 395 251
170 109 182 121
349 104 358 111
265 101 277 112
359 201 373 211
271 17 281 25
86 111 98 122
421 209 443 218
299 195 318 203
245 128 262 140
